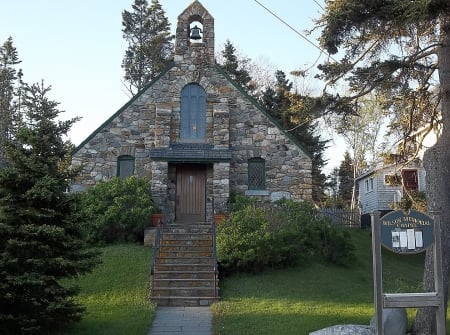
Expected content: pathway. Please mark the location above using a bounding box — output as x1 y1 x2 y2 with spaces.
147 306 212 335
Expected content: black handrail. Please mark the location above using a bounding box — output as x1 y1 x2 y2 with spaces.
150 225 162 275
150 197 167 285
212 219 219 298
212 200 219 299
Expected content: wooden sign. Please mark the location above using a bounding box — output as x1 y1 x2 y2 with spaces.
380 210 433 254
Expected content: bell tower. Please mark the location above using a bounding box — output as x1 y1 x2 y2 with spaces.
175 1 215 66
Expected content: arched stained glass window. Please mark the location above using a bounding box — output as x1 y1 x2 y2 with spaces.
180 84 206 141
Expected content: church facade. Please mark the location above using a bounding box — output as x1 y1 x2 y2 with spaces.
71 1 312 223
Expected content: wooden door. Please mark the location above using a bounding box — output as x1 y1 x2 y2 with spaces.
176 165 206 222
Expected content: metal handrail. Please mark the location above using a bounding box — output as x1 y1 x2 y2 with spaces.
150 225 162 275
212 220 219 298
150 197 167 277
212 200 219 299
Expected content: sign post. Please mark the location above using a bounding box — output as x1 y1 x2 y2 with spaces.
371 210 445 335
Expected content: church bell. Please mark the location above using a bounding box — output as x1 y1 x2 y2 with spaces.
190 25 202 40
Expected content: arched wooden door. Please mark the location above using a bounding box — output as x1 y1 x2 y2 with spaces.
176 165 206 223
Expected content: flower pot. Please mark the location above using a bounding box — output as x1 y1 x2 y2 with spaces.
151 213 163 227
214 214 228 224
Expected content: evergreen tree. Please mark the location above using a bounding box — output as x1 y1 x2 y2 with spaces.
0 81 98 334
316 1 450 331
122 0 174 95
261 70 328 203
0 37 22 166
338 151 353 208
324 167 340 207
219 40 254 93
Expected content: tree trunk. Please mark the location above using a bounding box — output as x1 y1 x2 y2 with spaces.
414 17 450 335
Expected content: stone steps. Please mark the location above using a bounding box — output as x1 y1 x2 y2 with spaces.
151 223 219 306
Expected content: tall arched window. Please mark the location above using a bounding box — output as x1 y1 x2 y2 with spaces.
180 83 206 141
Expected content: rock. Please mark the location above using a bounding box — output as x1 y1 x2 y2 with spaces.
309 324 374 335
370 308 408 335
144 228 156 247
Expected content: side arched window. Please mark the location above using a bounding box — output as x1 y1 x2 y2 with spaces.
180 83 206 141
117 155 134 178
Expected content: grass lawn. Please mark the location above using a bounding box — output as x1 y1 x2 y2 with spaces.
212 229 449 335
51 231 447 335
57 244 156 335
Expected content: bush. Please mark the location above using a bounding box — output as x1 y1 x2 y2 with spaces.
217 198 355 275
79 177 153 244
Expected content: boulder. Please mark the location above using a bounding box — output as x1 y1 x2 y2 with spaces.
309 324 374 335
370 308 408 335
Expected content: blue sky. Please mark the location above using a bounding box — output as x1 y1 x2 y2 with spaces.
0 0 345 170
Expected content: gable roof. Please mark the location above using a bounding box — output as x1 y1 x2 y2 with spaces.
73 61 312 159
73 62 175 153
213 64 312 158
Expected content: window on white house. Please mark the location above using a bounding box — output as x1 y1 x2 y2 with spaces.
402 169 418 191
365 177 374 193
384 173 402 186
117 155 134 178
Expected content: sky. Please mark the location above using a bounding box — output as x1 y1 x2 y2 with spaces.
0 0 345 171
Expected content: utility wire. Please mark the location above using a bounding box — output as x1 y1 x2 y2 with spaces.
313 0 325 11
253 0 335 62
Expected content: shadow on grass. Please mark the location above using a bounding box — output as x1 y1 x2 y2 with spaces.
212 230 442 335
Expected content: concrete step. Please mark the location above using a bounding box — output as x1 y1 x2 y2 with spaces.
154 263 214 272
155 257 214 265
158 250 213 258
162 233 212 240
153 271 217 280
162 238 212 245
151 286 218 297
152 279 218 287
151 221 218 307
159 245 212 252
150 296 219 307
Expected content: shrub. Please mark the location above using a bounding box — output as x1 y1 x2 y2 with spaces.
79 177 153 244
217 198 355 275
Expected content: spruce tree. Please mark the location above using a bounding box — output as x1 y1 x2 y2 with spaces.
338 151 354 208
219 40 254 93
0 81 98 334
0 37 22 166
122 0 174 95
261 70 328 203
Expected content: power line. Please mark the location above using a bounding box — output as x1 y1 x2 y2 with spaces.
313 0 325 11
253 0 335 62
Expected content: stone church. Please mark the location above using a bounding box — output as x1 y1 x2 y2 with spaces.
71 0 312 223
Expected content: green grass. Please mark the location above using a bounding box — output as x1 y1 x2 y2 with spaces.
212 229 449 335
57 244 156 335
49 232 446 335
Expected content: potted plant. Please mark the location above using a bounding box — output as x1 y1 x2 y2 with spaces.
151 207 163 227
214 211 228 224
